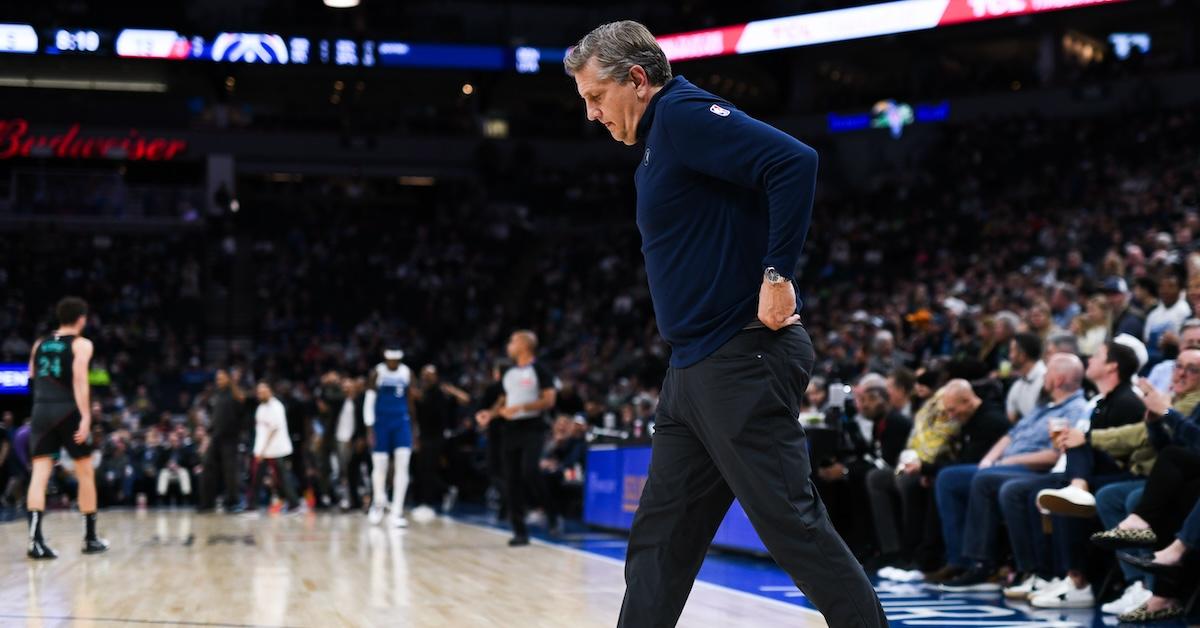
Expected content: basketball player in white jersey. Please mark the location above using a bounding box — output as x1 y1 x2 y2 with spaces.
364 347 415 527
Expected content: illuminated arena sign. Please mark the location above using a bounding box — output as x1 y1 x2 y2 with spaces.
828 101 950 136
0 363 29 394
0 119 188 161
654 0 1129 61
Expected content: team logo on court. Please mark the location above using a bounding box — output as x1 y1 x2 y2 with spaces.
709 104 730 117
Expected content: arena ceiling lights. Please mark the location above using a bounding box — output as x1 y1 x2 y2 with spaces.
655 0 1130 61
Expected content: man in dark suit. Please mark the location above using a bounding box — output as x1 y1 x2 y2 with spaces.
566 19 886 626
816 375 913 558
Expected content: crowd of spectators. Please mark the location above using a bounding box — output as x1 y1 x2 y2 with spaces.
1 99 1199 620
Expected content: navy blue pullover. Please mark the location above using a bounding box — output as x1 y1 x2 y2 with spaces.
633 76 819 368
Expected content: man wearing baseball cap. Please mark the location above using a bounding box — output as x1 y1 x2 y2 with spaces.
1102 276 1147 340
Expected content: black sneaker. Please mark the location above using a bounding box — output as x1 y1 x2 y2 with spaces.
82 537 109 554
28 539 57 560
940 566 1003 592
507 535 530 547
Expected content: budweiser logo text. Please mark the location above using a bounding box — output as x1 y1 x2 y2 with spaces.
0 118 187 161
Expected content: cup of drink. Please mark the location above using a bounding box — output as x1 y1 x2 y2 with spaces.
1048 417 1069 441
896 449 919 475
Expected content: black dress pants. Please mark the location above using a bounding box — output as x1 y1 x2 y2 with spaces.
200 438 241 509
501 419 546 539
415 436 449 507
1134 445 1200 540
618 326 887 628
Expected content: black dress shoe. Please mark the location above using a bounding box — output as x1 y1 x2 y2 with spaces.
923 564 965 584
507 536 530 547
82 537 110 554
28 539 57 560
1117 551 1182 576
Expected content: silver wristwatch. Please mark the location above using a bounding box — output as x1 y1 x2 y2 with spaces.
764 266 788 285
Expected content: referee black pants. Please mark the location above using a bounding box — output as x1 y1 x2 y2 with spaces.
502 419 547 539
618 326 887 628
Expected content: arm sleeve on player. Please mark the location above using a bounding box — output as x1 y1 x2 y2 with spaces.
364 389 377 427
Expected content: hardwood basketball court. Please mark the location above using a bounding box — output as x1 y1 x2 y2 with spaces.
0 511 827 627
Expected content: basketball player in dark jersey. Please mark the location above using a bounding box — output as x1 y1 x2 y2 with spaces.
25 297 108 559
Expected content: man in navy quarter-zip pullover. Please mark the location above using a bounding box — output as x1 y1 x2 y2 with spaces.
565 20 886 628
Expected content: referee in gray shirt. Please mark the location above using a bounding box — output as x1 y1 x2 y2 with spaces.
565 21 886 627
476 330 557 547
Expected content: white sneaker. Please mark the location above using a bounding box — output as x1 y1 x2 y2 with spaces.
1033 577 1067 599
367 505 385 525
1101 581 1152 615
391 515 408 529
1036 485 1097 518
441 486 459 514
1004 574 1053 600
1030 580 1095 608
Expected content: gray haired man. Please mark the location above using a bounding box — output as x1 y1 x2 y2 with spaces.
565 20 886 628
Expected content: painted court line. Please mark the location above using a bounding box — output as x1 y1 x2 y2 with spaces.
449 516 829 621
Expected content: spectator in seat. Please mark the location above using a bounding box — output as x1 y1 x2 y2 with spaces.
997 340 1145 607
1073 295 1112 358
867 330 912 375
1102 277 1146 341
540 415 586 536
1143 264 1192 367
887 367 918 419
1144 318 1200 394
1050 283 1081 331
1005 333 1046 424
817 374 912 559
1090 378 1200 622
932 354 1089 590
156 431 196 504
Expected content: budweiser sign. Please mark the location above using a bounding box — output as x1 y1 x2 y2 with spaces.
0 118 187 161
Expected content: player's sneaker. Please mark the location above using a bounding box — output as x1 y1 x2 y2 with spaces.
391 515 409 529
367 505 385 525
82 537 109 554
28 539 57 560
